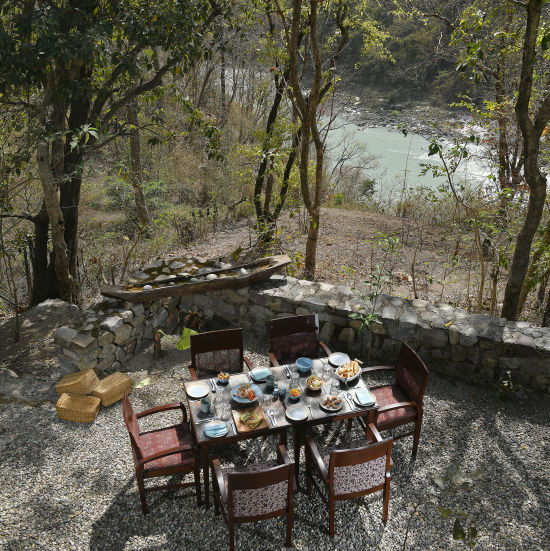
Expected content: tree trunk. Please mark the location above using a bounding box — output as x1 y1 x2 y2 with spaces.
36 144 77 301
220 49 227 126
501 0 548 321
127 100 150 227
304 209 320 279
31 202 58 304
543 286 550 327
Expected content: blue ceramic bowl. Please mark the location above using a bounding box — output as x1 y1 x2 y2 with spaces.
296 357 313 372
217 374 230 385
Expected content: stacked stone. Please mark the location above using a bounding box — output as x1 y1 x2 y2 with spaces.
53 271 550 393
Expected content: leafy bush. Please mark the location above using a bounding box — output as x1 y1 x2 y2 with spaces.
105 177 169 216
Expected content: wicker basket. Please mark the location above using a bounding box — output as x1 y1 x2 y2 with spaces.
55 369 100 395
92 372 132 407
56 393 101 423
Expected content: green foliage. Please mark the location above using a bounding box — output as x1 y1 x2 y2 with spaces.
106 178 168 215
176 327 198 351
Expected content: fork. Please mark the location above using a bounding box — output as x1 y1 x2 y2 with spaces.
345 391 355 412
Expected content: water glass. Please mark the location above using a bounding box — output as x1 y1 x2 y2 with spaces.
323 364 333 383
214 394 224 417
220 403 231 421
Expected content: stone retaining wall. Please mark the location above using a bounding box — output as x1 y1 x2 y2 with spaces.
54 275 550 393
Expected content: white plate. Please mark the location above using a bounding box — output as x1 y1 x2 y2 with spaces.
328 352 350 367
285 404 309 422
353 389 376 407
186 382 210 399
204 422 228 438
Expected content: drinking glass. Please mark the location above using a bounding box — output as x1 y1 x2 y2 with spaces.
323 364 333 383
214 394 224 417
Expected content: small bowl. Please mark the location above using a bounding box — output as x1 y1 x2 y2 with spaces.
288 389 302 402
217 372 230 385
296 357 313 372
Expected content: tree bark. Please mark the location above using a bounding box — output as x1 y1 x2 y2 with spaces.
127 100 150 227
31 202 58 303
501 0 548 320
36 144 78 301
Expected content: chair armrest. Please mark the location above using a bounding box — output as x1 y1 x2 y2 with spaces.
136 402 187 423
319 341 331 357
243 356 253 370
376 401 418 414
139 444 195 465
211 458 227 503
277 444 291 465
268 352 280 367
361 365 396 374
188 366 199 381
367 422 383 443
305 437 328 481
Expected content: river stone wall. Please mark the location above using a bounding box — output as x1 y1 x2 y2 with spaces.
53 275 550 393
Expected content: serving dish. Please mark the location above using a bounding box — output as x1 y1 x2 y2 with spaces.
231 383 262 404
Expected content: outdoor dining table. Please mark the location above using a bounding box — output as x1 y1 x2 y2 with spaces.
183 360 378 507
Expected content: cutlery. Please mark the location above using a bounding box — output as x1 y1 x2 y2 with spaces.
345 391 355 411
283 365 291 378
306 404 315 419
210 379 217 393
196 416 220 425
268 407 277 427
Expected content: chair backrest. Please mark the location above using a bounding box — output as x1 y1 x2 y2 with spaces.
190 328 244 378
395 343 430 402
268 314 320 363
227 462 294 521
328 439 392 497
122 394 142 460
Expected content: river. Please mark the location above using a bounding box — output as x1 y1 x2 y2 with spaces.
325 117 489 204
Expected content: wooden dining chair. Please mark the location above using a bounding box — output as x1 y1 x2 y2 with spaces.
267 314 331 366
305 423 393 536
363 342 430 456
211 445 295 551
122 394 200 513
189 328 253 380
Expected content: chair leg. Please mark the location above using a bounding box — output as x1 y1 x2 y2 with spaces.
194 462 202 505
346 418 353 431
383 478 390 523
329 497 335 537
228 518 235 551
412 413 423 456
136 473 148 514
305 447 312 496
286 505 293 547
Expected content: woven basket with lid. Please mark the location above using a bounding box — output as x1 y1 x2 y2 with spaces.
56 393 101 423
55 369 99 395
92 372 132 406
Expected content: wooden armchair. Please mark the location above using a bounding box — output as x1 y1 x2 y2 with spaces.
189 328 253 380
268 314 331 366
305 423 393 535
211 445 295 551
122 394 200 514
363 342 430 456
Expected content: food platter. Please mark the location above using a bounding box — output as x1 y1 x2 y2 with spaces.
319 395 344 412
231 383 262 404
335 360 361 383
285 404 309 422
185 382 210 399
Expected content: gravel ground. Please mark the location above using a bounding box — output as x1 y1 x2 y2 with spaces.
1 341 549 551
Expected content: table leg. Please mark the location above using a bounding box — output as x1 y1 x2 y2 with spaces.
201 443 210 508
279 427 288 447
293 424 303 491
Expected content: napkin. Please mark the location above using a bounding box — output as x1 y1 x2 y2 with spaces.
204 421 227 437
355 389 375 406
251 367 271 380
